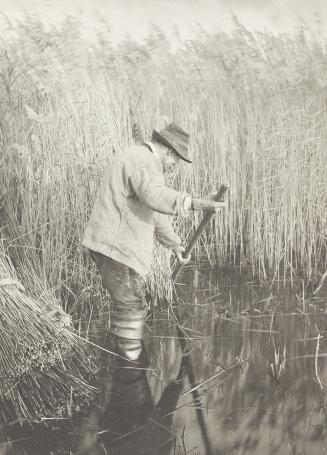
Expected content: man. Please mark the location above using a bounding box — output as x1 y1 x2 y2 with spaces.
82 122 225 362
79 123 225 454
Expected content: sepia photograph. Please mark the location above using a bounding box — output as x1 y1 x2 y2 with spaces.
0 0 326 454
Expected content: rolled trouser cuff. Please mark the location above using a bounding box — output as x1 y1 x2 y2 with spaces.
111 309 147 340
115 337 143 360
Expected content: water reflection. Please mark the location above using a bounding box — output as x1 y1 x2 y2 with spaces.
2 267 327 454
171 267 327 455
98 346 187 455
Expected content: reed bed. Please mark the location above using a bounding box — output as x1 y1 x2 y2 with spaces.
0 15 326 309
0 249 96 425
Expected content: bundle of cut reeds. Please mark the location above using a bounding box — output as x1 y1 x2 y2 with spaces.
0 211 97 425
0 252 96 424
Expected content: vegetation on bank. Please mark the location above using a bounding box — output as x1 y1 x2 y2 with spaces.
0 15 326 314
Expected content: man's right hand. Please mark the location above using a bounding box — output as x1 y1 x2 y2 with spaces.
191 196 226 213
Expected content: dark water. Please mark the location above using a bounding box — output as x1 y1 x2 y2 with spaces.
2 267 327 454
165 268 327 455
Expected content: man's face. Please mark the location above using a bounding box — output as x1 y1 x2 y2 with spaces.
162 149 180 173
162 149 181 186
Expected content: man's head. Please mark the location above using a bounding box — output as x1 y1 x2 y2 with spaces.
151 123 192 175
152 141 181 176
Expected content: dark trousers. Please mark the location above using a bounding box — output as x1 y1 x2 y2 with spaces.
78 253 148 454
91 251 148 359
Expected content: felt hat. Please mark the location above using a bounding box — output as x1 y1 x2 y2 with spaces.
152 122 192 163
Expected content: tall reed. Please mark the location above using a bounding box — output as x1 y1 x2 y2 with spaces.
0 15 326 312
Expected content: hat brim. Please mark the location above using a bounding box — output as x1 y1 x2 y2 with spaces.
152 130 192 163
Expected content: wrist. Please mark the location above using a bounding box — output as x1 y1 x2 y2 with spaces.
182 195 192 217
191 198 208 211
190 198 198 210
172 242 182 251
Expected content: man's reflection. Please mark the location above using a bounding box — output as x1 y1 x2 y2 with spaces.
82 343 187 455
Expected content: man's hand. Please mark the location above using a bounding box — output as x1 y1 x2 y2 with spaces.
173 245 191 266
191 191 227 213
205 192 227 213
191 197 226 213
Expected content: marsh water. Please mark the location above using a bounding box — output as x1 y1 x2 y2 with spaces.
3 266 327 454
141 267 327 455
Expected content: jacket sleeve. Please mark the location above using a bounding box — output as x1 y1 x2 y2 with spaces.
154 213 181 249
128 163 190 216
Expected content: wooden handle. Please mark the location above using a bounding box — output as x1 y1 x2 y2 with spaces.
172 184 228 282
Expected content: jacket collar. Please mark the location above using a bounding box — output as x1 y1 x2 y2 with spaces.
143 141 163 173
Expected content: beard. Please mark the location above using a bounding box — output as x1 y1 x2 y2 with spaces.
164 170 175 187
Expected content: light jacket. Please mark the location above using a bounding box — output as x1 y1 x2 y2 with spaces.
82 143 190 276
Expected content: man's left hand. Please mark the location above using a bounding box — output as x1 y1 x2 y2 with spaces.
173 245 191 266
